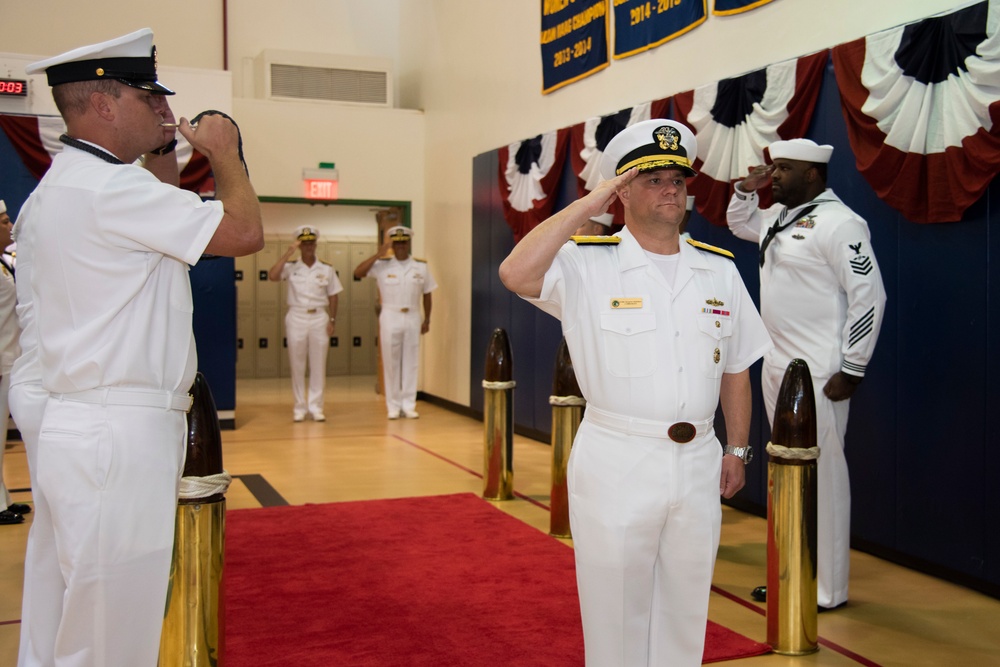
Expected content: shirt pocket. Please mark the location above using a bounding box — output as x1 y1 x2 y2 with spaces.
696 314 733 378
599 310 657 378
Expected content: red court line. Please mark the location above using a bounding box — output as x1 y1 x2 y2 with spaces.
395 433 882 666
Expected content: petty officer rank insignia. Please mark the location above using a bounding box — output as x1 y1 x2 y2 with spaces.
848 242 873 275
571 235 621 245
685 238 734 259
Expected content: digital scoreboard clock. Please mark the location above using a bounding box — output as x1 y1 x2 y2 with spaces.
0 78 28 97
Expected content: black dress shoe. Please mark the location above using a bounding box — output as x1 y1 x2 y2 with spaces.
8 503 31 515
0 509 25 525
818 601 847 613
751 585 767 602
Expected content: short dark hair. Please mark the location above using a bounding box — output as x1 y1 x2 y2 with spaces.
53 79 121 117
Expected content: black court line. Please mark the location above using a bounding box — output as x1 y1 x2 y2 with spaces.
233 474 289 507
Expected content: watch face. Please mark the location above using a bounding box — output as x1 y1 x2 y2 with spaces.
744 447 754 463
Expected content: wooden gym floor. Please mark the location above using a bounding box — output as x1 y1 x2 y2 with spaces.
1 375 999 666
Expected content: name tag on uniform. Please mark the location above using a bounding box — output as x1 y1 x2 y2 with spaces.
610 297 643 309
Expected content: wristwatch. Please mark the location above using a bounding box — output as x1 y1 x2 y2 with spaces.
723 445 753 464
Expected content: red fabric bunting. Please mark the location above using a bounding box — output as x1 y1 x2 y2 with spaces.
674 50 828 227
0 113 214 196
497 128 570 242
832 2 1000 223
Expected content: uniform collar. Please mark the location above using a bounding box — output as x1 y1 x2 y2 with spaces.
616 225 705 295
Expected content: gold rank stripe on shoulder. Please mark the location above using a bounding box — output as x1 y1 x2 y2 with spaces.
414 257 428 263
686 238 734 259
570 235 622 245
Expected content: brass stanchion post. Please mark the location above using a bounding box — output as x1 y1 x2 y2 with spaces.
482 328 515 500
159 372 231 666
549 338 583 538
766 359 820 655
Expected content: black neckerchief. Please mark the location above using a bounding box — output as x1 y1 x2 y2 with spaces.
0 255 13 281
59 134 124 165
758 203 818 267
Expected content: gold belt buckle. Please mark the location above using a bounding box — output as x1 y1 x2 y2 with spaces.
400 307 410 313
667 422 696 443
306 308 317 313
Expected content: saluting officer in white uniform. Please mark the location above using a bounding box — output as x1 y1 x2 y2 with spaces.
353 226 436 419
15 28 263 667
727 138 887 611
0 199 25 526
500 120 772 667
269 226 343 421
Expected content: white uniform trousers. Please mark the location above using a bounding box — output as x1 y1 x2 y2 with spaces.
10 382 60 667
29 395 187 667
378 308 421 414
762 364 851 608
568 419 722 667
285 308 330 417
0 372 12 508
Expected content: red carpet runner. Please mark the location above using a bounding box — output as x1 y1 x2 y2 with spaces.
224 493 770 666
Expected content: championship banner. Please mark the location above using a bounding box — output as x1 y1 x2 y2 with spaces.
613 0 706 60
832 0 1000 223
541 0 610 94
712 0 777 16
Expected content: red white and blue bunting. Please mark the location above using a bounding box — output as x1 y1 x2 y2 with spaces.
497 128 570 242
831 0 1000 223
0 113 213 195
673 50 828 227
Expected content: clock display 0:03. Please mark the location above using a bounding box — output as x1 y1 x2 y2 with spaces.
0 79 28 96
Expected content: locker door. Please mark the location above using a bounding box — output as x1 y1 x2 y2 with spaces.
254 239 282 378
350 242 378 375
234 254 256 379
325 241 351 377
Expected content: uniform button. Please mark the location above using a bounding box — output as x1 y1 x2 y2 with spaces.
678 366 684 373
675 331 680 337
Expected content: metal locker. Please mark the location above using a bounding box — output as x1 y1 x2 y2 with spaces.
254 239 282 378
350 241 378 375
234 253 256 379
323 240 352 377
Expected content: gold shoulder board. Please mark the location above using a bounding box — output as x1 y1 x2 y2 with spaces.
686 238 734 259
414 257 427 263
570 235 622 245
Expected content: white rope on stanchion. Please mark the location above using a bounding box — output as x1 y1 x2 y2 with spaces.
549 395 585 407
766 441 821 461
482 380 516 390
178 471 233 500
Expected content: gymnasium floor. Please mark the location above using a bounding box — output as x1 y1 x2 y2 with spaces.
1 375 998 665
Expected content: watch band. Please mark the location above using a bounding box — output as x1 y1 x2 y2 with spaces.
723 445 753 464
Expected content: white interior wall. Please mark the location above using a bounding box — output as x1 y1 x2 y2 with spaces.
0 0 972 409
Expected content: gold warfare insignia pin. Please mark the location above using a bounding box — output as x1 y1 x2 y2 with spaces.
705 298 724 307
654 125 680 151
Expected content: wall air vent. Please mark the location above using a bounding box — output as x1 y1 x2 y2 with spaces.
270 64 388 105
253 50 393 107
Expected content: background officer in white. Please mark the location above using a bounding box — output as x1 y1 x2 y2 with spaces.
499 119 772 667
353 226 436 419
727 138 887 611
0 199 26 526
16 28 263 666
573 211 614 236
268 226 344 421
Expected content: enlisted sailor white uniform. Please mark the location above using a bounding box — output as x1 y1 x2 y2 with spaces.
281 256 343 418
727 183 886 608
366 253 436 416
20 138 224 667
524 227 771 666
0 252 18 512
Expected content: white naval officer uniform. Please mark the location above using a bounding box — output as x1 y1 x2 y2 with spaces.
524 227 772 667
281 258 344 418
20 139 224 667
0 255 18 511
727 185 886 608
366 255 436 416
